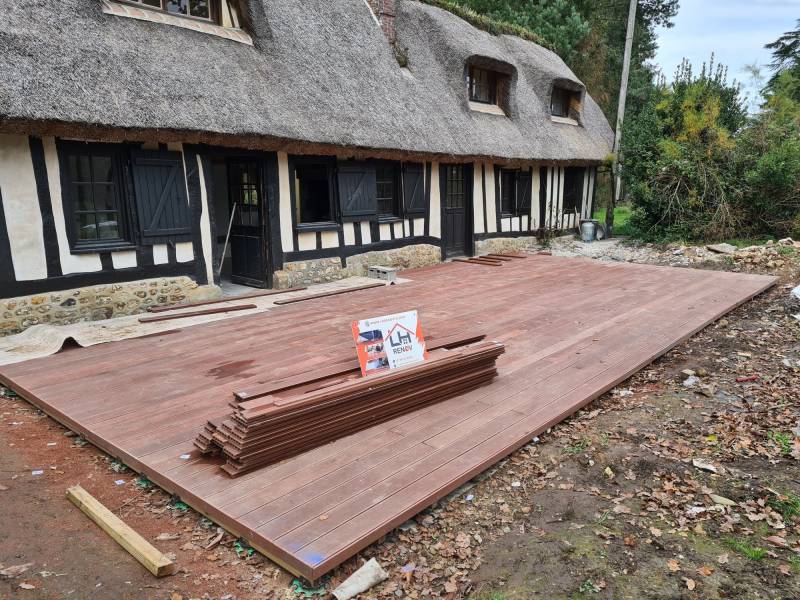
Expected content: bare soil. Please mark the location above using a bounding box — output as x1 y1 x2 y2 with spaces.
1 240 798 600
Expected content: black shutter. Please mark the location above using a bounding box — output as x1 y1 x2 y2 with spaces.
338 161 377 220
131 150 192 244
403 162 425 214
517 169 532 214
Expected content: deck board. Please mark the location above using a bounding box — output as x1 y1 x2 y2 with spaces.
0 256 775 580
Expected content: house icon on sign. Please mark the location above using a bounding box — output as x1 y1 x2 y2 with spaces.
387 323 414 348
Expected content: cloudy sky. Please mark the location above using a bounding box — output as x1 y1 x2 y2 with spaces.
653 0 799 107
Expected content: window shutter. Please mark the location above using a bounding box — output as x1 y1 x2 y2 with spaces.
517 169 532 214
403 162 425 214
338 161 377 220
130 150 192 244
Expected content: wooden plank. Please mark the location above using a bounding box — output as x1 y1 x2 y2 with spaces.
138 304 257 323
146 286 307 312
66 485 175 577
272 282 386 305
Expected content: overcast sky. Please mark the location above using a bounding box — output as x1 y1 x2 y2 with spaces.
653 0 799 107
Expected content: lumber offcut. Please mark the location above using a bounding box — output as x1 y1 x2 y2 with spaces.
138 304 257 323
66 485 176 577
146 286 307 312
272 282 385 305
196 340 505 475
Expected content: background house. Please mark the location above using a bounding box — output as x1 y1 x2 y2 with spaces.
0 0 613 334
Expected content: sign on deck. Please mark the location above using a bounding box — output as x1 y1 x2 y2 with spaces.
351 310 428 377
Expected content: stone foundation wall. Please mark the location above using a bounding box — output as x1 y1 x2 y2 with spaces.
474 236 539 255
1 277 221 336
273 244 443 288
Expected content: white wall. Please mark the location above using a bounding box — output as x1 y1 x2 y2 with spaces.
0 134 48 280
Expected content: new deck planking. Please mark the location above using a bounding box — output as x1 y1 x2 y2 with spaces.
0 256 776 580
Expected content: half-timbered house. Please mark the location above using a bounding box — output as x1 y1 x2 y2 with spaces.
0 0 613 333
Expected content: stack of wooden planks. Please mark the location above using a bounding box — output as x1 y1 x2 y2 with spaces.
196 339 505 476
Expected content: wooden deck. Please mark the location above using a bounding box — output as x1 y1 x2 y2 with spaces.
0 256 775 580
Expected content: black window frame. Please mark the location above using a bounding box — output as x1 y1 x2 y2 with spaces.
467 66 498 105
290 156 338 231
444 165 466 210
562 167 585 214
58 141 136 254
551 86 578 118
118 0 221 24
375 161 402 221
500 169 518 217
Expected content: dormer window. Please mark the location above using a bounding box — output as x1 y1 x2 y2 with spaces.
465 61 513 117
121 0 220 23
467 67 498 105
551 86 581 120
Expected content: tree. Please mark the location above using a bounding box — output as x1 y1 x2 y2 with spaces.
453 0 591 63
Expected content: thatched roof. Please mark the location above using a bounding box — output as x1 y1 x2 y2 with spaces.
0 0 613 163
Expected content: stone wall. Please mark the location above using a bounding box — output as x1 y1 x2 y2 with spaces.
474 236 539 255
273 244 442 288
1 277 220 336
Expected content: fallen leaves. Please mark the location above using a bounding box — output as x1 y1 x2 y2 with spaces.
0 562 34 578
667 559 681 572
696 565 714 576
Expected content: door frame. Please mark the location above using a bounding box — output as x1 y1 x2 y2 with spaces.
439 163 474 259
226 156 270 288
200 146 274 289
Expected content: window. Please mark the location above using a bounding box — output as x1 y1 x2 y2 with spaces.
500 170 517 216
294 162 334 225
551 86 579 118
445 166 466 209
121 0 219 23
376 164 401 218
467 67 497 105
61 143 131 251
563 167 585 214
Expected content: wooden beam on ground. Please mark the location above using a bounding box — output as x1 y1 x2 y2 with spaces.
452 258 502 267
487 252 528 259
479 254 514 261
66 485 176 577
146 287 307 313
272 282 386 305
138 304 257 323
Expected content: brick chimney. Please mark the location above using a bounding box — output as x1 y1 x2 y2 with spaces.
378 0 396 45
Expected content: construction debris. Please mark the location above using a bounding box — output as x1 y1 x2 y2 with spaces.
332 558 389 600
66 485 176 577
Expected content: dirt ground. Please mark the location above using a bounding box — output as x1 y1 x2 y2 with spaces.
1 239 799 600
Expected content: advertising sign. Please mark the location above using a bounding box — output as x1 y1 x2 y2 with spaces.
351 310 428 376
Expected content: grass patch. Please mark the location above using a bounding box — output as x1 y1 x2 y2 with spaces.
769 431 793 456
418 0 550 49
777 245 795 255
725 537 767 560
593 205 634 236
565 438 590 454
473 592 509 600
769 492 800 520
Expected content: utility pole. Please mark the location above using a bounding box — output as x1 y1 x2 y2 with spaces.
607 0 637 238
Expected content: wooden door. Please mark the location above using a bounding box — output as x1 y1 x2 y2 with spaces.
227 158 268 288
442 164 472 257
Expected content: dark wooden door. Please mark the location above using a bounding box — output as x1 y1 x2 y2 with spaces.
442 164 472 257
227 158 268 288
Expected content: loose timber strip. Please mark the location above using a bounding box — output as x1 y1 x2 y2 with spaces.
452 258 502 267
146 286 307 313
138 304 257 323
479 254 514 261
467 258 503 266
487 252 529 259
272 282 386 305
233 332 487 402
66 485 176 577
